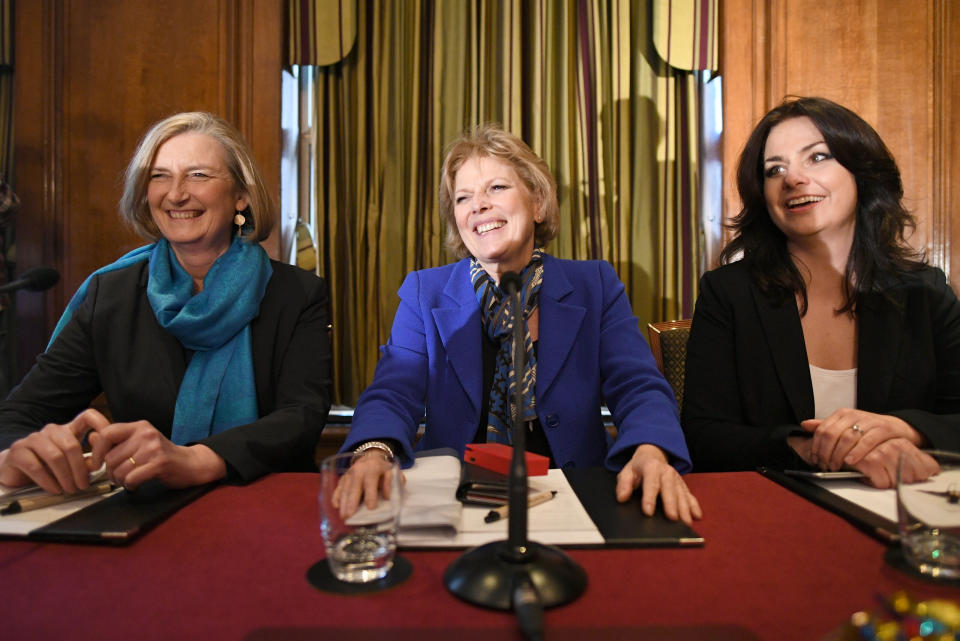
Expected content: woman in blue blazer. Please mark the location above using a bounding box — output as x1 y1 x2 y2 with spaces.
683 97 960 487
336 125 699 525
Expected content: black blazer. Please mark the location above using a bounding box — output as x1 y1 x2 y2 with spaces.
0 260 332 483
682 260 960 472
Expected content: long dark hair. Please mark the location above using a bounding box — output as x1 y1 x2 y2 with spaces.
721 96 922 314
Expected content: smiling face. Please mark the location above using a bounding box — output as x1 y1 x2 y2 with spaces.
147 132 248 261
453 155 539 281
762 116 858 247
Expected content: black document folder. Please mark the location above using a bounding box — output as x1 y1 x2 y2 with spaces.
2 483 211 544
758 467 897 543
563 467 704 547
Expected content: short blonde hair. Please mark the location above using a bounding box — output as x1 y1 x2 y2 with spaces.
438 124 559 259
119 112 275 242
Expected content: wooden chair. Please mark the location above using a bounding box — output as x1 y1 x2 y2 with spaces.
647 319 693 413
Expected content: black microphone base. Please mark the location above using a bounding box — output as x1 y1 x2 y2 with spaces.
444 539 587 610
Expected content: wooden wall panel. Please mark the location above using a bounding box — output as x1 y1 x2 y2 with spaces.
13 0 282 376
721 0 959 292
940 1 960 291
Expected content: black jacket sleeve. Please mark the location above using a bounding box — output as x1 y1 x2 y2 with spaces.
886 267 960 451
0 280 104 448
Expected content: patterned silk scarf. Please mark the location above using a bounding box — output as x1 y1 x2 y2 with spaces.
470 248 544 443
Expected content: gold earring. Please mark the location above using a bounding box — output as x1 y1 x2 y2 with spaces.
234 212 246 237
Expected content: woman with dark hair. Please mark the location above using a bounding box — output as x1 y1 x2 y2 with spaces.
682 96 960 487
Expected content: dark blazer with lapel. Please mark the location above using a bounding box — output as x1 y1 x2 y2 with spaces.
0 260 332 482
682 260 960 471
343 255 691 472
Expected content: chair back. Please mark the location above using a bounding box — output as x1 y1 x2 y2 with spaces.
647 319 693 412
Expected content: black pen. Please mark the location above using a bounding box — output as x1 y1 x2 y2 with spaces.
484 490 557 523
0 482 115 515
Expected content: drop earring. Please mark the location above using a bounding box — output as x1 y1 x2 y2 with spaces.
234 212 246 237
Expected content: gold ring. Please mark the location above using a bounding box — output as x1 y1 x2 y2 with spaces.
129 456 137 466
851 424 863 435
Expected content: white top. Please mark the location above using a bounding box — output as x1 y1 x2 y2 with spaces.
809 364 858 419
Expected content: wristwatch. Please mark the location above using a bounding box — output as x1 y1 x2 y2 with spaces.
351 440 395 463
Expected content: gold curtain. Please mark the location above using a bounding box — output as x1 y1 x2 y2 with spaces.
299 0 712 404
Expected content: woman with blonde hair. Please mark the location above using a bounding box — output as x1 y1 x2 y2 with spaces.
0 112 332 493
336 124 700 525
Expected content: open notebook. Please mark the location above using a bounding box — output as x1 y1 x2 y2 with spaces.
358 451 703 549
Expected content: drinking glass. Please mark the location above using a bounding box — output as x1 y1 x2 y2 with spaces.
897 450 960 579
319 452 402 583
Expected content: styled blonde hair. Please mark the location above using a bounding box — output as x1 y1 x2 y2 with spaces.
119 112 275 242
438 124 559 259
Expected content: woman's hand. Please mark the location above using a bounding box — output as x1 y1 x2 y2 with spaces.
97 421 226 490
800 410 937 488
849 438 939 488
0 409 111 494
615 444 702 526
331 451 399 519
801 409 925 470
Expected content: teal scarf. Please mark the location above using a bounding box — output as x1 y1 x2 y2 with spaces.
49 237 273 445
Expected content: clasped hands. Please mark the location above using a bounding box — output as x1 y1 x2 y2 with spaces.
333 442 702 527
789 408 938 488
0 409 226 494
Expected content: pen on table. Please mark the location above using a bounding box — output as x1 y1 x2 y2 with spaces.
0 482 115 516
485 490 557 523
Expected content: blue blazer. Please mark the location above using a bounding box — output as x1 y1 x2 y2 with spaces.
344 255 691 472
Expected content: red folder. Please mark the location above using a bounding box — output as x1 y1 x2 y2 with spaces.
463 443 549 476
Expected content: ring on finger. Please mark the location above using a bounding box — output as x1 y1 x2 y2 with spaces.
129 456 137 466
850 424 863 436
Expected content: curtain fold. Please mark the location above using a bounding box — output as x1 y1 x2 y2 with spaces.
297 0 711 404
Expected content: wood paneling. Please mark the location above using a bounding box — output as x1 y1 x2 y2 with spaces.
720 0 960 291
12 0 282 376
940 1 960 291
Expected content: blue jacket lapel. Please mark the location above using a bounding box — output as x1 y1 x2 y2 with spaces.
432 260 483 413
432 256 589 413
538 256 585 399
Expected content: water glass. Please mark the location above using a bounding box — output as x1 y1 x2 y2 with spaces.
897 450 960 579
319 452 402 583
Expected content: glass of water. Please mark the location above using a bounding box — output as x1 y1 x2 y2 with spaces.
319 452 402 583
897 450 960 579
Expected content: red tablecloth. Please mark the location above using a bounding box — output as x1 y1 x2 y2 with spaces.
2 472 958 641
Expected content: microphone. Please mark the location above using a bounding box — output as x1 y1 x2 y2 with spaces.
499 271 522 295
501 270 530 560
0 267 60 294
445 266 586 628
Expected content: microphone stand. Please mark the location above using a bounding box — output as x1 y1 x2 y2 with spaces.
444 272 586 635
